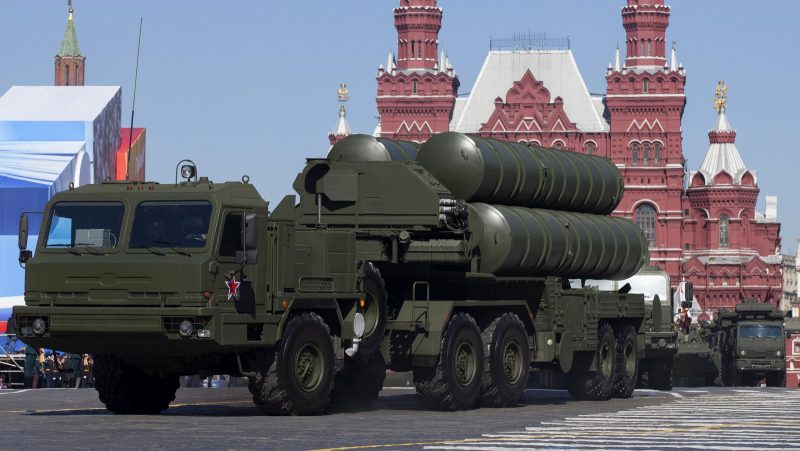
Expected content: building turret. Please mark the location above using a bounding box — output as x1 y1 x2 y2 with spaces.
683 82 782 311
375 0 459 142
55 0 85 86
622 0 671 68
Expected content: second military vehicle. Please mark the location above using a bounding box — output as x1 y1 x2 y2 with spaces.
15 132 653 415
717 301 785 387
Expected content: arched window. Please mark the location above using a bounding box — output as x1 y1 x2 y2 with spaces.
643 143 651 164
410 41 415 59
412 80 418 95
417 41 422 59
584 142 596 156
654 143 662 163
65 65 70 85
643 79 649 94
632 143 639 164
636 204 657 246
552 140 564 150
719 215 729 248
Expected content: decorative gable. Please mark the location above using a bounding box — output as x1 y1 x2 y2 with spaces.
479 70 578 137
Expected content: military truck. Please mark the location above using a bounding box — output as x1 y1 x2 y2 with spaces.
717 301 785 387
671 281 721 386
578 266 677 390
14 132 652 415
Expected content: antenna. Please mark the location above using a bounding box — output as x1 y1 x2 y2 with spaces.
127 17 143 180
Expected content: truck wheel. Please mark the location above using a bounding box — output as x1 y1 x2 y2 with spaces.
330 352 387 411
566 322 616 401
359 263 388 357
93 355 179 414
414 312 484 411
611 323 638 398
249 312 335 415
647 355 674 391
480 313 530 407
767 371 786 387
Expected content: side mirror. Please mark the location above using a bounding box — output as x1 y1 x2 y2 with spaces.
18 213 28 251
19 249 32 265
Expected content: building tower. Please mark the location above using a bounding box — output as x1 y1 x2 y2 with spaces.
682 83 782 311
605 0 687 282
55 0 85 86
329 83 353 146
375 0 459 142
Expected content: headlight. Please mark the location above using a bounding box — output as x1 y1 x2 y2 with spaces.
32 317 47 335
179 319 194 337
740 350 746 356
180 164 196 180
776 350 783 357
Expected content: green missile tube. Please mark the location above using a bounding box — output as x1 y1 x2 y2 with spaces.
417 132 624 214
469 203 649 280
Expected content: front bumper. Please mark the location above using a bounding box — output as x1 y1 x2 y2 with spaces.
736 358 784 372
13 305 222 356
642 331 678 358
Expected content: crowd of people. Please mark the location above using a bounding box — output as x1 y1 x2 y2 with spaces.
21 346 94 389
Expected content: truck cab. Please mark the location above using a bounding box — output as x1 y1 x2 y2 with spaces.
718 302 786 387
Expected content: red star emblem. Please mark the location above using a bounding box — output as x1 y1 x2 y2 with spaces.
226 276 240 300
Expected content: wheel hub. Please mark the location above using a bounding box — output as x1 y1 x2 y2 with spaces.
502 341 522 384
295 343 323 392
454 342 476 386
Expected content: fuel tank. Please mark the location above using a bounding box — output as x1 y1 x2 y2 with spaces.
417 132 623 214
469 203 648 280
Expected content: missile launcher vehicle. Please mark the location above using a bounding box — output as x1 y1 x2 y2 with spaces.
14 132 654 415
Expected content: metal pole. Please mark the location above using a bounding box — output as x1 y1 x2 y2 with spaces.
127 17 143 180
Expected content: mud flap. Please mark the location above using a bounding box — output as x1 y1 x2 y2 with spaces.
559 331 573 373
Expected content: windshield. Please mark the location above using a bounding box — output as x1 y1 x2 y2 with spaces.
45 202 124 248
129 201 212 249
739 324 783 339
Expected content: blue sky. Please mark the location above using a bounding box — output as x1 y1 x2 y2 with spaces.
1 0 798 254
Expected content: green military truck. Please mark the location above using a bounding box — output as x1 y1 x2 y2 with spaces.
579 266 678 390
14 132 653 415
717 302 785 387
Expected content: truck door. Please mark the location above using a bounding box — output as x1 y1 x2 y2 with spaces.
215 210 259 315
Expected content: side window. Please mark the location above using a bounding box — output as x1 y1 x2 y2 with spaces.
219 213 243 257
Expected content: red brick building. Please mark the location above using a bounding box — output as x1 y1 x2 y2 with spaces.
368 0 782 310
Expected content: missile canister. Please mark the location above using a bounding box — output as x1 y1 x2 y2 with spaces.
469 203 648 280
328 134 418 162
417 132 624 214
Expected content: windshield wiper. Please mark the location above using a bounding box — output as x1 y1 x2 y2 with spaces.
142 246 166 256
73 242 106 256
47 244 83 255
154 240 193 257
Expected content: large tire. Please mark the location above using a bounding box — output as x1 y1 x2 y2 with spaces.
249 312 335 415
414 312 484 411
611 323 639 398
721 358 736 387
480 313 530 407
647 355 674 391
358 263 388 357
93 355 179 414
767 371 786 388
566 322 616 401
330 352 387 411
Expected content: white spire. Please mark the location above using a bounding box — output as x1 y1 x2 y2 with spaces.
669 43 678 72
386 50 396 74
698 87 752 186
613 45 621 72
439 49 446 73
330 104 352 137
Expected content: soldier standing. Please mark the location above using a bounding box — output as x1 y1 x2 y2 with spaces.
23 345 37 388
